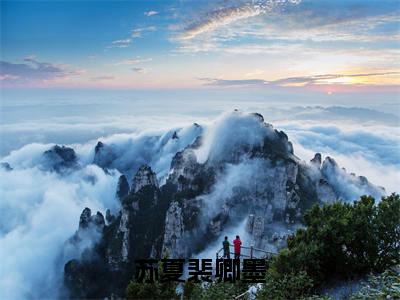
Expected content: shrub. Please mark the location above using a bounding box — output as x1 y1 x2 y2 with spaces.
349 270 400 300
272 194 400 285
256 270 314 300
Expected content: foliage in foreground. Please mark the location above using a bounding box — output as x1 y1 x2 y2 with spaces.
125 259 179 299
349 270 400 300
183 280 249 300
272 194 400 285
125 194 399 299
256 270 314 300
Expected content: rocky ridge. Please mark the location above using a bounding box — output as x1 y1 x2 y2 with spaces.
61 111 384 298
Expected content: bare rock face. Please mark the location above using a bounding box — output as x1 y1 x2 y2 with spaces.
118 208 130 263
105 209 114 224
246 215 265 240
62 111 386 299
131 165 158 194
79 207 92 229
63 207 105 272
79 208 92 229
168 148 209 192
78 207 105 230
63 207 107 298
310 153 322 168
93 212 106 228
162 201 186 258
95 164 165 279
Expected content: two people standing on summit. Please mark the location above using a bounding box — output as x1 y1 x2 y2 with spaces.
223 235 242 259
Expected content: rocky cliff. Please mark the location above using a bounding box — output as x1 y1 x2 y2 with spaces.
62 111 385 298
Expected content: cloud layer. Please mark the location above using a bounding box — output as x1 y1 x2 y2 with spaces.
0 122 203 299
200 72 400 88
0 57 83 85
0 164 120 299
0 107 399 299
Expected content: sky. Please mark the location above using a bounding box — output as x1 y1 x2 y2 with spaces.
0 0 399 93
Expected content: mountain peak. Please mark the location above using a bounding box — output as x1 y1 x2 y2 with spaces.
42 145 78 172
310 153 322 168
131 165 158 193
93 141 116 170
78 207 105 230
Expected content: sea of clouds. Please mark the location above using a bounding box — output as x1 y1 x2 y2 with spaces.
0 94 399 299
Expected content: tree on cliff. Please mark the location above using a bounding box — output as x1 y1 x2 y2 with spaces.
256 193 400 299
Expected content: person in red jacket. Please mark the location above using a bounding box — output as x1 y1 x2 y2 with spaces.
233 235 242 259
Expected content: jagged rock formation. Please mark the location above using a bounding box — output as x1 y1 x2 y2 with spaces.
116 175 129 200
65 164 171 296
66 207 105 249
62 111 385 298
130 165 158 194
63 208 105 297
41 145 78 172
320 156 384 201
162 201 186 258
93 141 117 170
90 124 203 182
0 162 12 171
310 153 322 168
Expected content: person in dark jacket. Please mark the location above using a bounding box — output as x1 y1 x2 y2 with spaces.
233 235 242 259
222 236 230 259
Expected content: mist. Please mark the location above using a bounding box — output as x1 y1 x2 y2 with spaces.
0 93 399 299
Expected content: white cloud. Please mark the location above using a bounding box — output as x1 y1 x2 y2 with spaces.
0 57 83 85
144 10 158 17
0 121 205 298
194 111 273 163
131 26 156 38
176 0 302 41
112 39 131 45
174 0 399 55
132 67 148 74
91 76 115 81
179 4 264 40
115 57 152 65
245 69 265 77
1 108 399 298
199 72 400 88
0 164 120 299
107 38 132 49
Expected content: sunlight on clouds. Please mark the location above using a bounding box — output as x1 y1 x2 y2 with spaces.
2 1 398 89
316 76 360 85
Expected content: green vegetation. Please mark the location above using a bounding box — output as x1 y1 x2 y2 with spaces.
126 259 179 300
255 193 400 299
183 280 249 300
125 194 400 299
271 194 400 285
349 270 400 300
256 270 314 300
